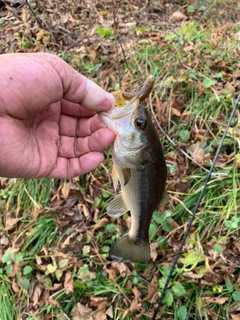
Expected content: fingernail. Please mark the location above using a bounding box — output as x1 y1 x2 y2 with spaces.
99 95 115 111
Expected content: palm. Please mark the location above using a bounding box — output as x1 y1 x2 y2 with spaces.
0 53 115 179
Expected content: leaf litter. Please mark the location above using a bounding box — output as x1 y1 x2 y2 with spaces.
0 0 240 319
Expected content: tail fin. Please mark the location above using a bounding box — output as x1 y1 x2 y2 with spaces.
108 234 150 264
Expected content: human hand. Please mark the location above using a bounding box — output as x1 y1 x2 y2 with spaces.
0 53 115 179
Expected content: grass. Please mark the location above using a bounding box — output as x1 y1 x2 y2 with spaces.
0 276 16 320
1 1 240 319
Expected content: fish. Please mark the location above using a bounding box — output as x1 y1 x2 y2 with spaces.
99 77 167 264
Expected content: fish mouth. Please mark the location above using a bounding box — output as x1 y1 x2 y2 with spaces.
99 96 139 120
99 96 140 138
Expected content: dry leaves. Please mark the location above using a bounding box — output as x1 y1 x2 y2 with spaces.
71 303 94 320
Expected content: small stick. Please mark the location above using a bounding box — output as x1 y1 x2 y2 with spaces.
112 0 121 87
25 0 43 28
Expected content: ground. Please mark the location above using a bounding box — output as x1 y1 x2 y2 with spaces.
0 1 240 319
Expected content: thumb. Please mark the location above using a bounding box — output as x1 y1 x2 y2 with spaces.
46 54 115 112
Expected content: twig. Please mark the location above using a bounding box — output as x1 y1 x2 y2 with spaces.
25 0 43 28
157 221 188 245
118 35 135 78
112 0 121 86
146 0 150 22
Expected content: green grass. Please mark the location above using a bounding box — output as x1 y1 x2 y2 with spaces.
0 276 16 320
1 2 240 319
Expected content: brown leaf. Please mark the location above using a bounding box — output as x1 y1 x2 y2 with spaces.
93 310 106 320
202 296 229 305
61 182 71 200
171 107 181 117
93 218 109 231
64 272 74 294
11 281 20 294
36 29 51 46
0 234 9 246
130 286 141 313
71 303 94 320
32 283 43 306
143 275 158 303
187 143 205 164
103 265 118 281
169 11 188 22
150 243 158 262
49 299 62 309
89 297 108 308
111 262 131 277
105 306 113 318
231 314 240 320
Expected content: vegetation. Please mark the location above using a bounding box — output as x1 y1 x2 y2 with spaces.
0 0 240 319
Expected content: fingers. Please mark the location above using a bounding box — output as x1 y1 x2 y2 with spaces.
0 53 115 117
58 128 115 158
59 113 106 137
48 152 106 179
44 53 116 112
61 100 96 118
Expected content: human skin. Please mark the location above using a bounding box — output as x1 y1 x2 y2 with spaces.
0 53 116 179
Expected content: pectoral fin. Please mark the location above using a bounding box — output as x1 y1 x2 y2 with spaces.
107 193 128 218
122 167 131 185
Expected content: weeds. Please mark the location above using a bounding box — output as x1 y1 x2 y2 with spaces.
0 0 240 319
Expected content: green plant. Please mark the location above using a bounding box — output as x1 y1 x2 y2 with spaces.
97 26 114 39
0 276 16 320
158 266 186 307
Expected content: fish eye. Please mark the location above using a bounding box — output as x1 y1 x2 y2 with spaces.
135 117 147 130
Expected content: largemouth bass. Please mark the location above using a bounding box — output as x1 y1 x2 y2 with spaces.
99 78 167 264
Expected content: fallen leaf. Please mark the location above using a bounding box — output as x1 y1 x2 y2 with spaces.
11 281 20 294
187 143 205 164
31 282 43 306
89 297 108 308
231 314 240 320
150 242 158 261
103 265 118 281
111 262 131 277
0 234 9 246
169 11 188 22
49 299 62 309
93 218 109 231
143 275 158 303
129 286 141 312
36 29 51 46
71 303 94 320
93 310 106 320
202 296 229 305
64 272 74 294
171 107 181 117
105 306 113 318
61 182 71 200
